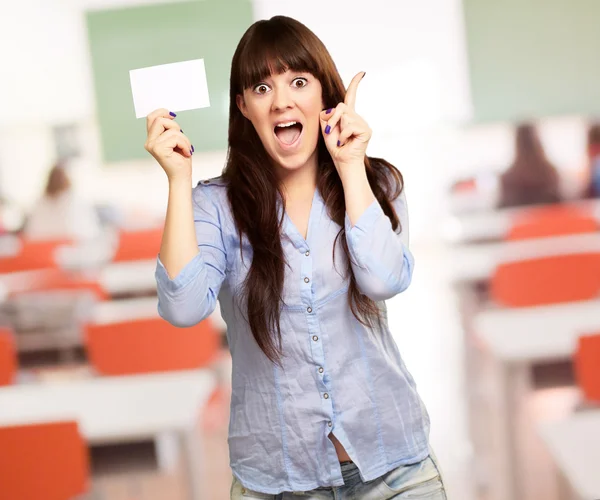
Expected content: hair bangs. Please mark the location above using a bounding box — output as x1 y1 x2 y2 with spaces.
236 21 322 91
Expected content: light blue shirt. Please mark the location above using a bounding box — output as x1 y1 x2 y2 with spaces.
155 176 430 494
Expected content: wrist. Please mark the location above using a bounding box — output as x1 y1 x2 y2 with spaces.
338 162 369 187
168 174 193 189
340 166 375 214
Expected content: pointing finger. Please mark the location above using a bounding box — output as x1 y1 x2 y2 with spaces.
344 71 366 110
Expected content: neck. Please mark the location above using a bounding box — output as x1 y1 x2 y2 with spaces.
277 152 318 202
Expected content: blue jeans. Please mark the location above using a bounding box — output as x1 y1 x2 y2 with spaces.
230 453 447 499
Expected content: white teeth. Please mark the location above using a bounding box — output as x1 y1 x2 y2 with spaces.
276 121 298 128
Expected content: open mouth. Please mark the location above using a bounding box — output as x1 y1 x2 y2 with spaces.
274 121 303 146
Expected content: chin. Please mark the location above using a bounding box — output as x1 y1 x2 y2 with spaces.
274 153 314 172
267 139 319 174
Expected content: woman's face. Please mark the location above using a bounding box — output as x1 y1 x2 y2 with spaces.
237 69 323 173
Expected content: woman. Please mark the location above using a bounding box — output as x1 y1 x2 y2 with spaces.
147 16 445 499
584 122 600 198
498 123 561 208
24 163 103 242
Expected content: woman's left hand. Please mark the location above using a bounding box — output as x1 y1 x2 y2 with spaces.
320 72 371 175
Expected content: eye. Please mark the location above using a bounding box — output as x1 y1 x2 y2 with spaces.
292 77 308 88
253 83 271 95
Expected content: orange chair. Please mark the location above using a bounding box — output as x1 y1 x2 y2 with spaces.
0 328 17 386
0 421 90 500
85 317 220 376
0 238 71 274
575 333 600 403
113 228 163 262
491 253 600 307
507 205 598 241
452 178 477 193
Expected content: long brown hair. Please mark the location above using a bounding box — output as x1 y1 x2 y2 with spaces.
587 123 600 158
223 16 404 363
45 164 71 198
499 123 560 208
585 122 600 197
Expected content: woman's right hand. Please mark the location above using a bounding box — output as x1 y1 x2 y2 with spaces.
144 108 194 180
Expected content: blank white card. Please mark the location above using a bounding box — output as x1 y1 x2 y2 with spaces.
129 59 211 119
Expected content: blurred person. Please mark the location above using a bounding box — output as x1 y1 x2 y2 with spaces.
148 16 445 500
498 123 561 208
24 163 103 242
584 122 600 198
23 163 118 269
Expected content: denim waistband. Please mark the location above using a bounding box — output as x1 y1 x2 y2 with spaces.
313 461 358 491
340 461 359 479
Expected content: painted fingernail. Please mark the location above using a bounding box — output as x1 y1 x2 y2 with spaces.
361 72 366 79
180 129 183 133
326 108 332 114
191 145 195 153
337 140 341 147
325 125 331 134
190 150 193 156
169 111 176 117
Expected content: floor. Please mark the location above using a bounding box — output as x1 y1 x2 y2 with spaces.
88 378 233 500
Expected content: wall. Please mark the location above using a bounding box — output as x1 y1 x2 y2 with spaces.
464 0 600 122
0 0 591 242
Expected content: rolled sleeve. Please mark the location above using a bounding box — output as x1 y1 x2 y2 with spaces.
345 192 414 301
155 183 227 327
155 252 206 295
345 200 386 268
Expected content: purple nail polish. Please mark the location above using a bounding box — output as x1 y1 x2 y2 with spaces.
326 108 332 114
325 125 331 134
169 111 176 117
180 129 183 133
190 149 193 156
337 140 341 147
191 145 195 153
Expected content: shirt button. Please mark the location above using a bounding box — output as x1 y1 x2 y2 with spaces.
323 393 329 399
305 250 310 257
328 421 333 428
304 277 310 283
318 367 324 374
312 335 319 342
307 307 313 313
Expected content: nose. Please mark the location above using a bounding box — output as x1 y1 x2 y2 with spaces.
271 86 294 112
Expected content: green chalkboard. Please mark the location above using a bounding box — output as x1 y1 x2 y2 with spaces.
86 0 253 162
463 0 600 123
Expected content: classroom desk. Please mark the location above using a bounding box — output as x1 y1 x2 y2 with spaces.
448 232 600 282
99 259 157 296
472 299 600 500
445 199 600 245
4 285 226 354
0 234 21 257
474 298 600 363
0 259 157 299
538 411 600 500
0 369 216 500
0 259 226 328
92 295 227 331
92 295 160 324
6 296 161 354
